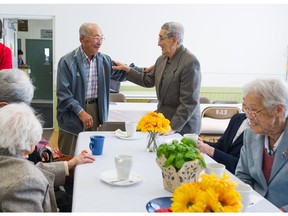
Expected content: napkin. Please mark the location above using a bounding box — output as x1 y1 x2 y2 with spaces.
115 129 127 137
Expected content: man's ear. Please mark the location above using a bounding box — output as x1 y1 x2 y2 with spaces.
0 102 8 107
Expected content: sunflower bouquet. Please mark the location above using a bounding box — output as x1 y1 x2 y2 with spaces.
137 112 171 152
170 172 243 212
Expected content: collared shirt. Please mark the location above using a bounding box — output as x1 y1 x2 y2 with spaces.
80 47 97 99
264 132 283 156
232 119 249 143
159 46 182 97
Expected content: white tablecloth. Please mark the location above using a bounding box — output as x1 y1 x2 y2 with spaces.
108 103 242 135
72 131 280 212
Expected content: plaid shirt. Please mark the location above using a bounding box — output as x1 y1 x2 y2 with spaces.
80 47 97 99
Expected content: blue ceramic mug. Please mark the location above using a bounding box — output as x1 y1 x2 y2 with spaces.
89 135 105 155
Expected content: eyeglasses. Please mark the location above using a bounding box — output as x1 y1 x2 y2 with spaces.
83 35 105 42
158 36 170 41
242 106 266 117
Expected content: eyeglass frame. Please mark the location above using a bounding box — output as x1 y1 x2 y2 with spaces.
83 35 105 42
242 106 266 117
158 36 172 41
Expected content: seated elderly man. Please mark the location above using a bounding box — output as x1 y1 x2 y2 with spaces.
0 103 70 211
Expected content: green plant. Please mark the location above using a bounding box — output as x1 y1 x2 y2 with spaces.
156 137 206 171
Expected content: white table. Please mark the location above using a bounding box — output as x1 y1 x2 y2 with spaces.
108 103 243 135
72 131 280 212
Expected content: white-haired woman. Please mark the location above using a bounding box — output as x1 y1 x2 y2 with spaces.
0 103 94 212
235 78 288 212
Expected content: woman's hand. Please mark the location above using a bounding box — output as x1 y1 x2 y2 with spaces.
67 152 95 170
197 137 215 157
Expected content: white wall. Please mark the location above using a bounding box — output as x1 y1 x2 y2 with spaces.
1 4 288 87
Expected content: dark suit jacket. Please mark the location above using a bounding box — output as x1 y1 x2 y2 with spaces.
205 113 247 174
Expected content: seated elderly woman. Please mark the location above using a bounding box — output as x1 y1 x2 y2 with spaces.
235 78 288 212
0 103 94 212
197 112 248 174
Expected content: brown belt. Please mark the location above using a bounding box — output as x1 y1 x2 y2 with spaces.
85 98 97 104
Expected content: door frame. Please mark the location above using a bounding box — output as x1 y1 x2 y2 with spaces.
1 15 55 129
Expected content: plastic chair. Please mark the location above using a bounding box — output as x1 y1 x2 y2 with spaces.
201 106 241 119
148 99 159 103
200 97 211 104
97 122 126 131
200 106 241 136
109 93 126 102
212 100 239 104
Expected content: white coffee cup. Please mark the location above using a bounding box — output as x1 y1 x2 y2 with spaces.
205 163 225 178
114 155 133 180
183 133 199 141
125 121 137 137
236 183 253 212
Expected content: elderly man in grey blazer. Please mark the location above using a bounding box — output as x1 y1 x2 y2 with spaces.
114 21 201 135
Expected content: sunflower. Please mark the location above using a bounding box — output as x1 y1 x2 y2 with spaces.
171 183 207 212
137 112 171 133
171 173 242 212
200 172 238 193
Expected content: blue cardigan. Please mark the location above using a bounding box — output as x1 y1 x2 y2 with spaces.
56 46 127 135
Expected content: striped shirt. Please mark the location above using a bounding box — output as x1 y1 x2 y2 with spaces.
80 47 97 99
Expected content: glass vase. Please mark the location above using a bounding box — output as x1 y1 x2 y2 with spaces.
146 132 159 152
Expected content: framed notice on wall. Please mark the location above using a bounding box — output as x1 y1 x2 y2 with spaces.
18 20 28 32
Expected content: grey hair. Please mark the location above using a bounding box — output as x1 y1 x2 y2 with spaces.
79 22 96 37
0 103 43 155
0 68 34 105
161 22 184 45
243 78 288 117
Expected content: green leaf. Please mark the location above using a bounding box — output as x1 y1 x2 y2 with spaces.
164 153 176 168
184 150 196 161
196 156 206 168
175 159 185 170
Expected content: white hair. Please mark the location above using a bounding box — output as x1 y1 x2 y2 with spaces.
243 78 288 117
0 68 34 104
0 103 43 155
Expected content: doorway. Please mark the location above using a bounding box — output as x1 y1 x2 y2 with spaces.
26 39 53 100
1 16 54 129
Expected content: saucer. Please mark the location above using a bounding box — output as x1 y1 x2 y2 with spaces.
100 169 141 186
115 130 142 140
146 197 173 212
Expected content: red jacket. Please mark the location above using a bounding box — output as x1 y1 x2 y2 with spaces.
0 43 12 70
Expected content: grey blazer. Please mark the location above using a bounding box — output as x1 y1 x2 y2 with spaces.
127 45 201 134
235 121 288 211
0 152 66 212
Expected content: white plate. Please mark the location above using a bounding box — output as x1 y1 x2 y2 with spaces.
115 132 142 140
100 170 141 186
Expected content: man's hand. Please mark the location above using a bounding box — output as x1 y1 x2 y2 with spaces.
112 60 131 72
145 65 154 73
78 110 93 129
